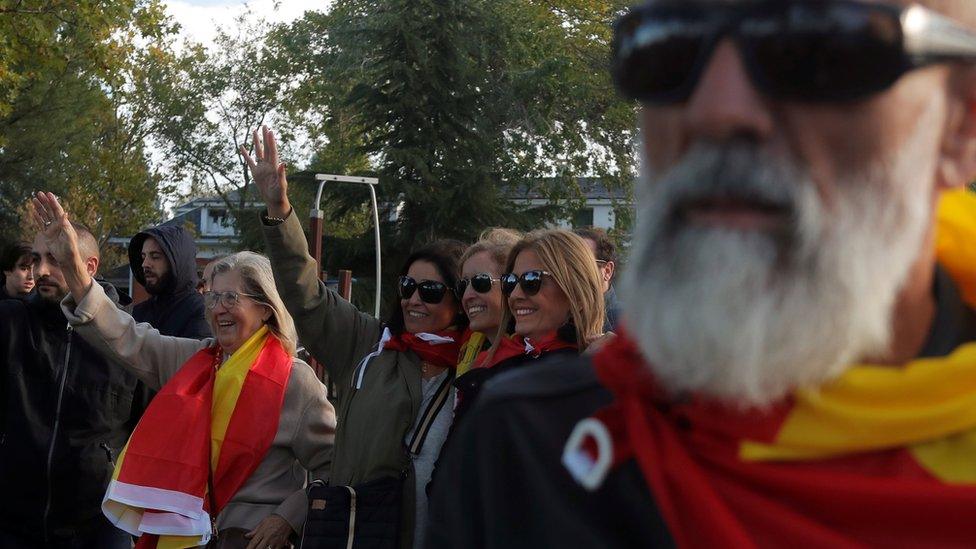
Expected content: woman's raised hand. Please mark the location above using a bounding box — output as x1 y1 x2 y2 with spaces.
240 125 291 218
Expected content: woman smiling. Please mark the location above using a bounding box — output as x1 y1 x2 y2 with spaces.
31 192 335 549
242 127 468 548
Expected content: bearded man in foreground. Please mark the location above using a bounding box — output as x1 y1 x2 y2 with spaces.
428 1 976 547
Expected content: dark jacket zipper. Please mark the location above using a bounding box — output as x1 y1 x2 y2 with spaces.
42 324 72 545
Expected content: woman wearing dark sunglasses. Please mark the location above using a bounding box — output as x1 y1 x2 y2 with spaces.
451 229 606 424
243 126 472 549
454 228 523 374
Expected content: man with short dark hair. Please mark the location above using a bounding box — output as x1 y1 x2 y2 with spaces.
574 227 619 331
1 242 35 300
127 225 210 339
0 210 144 548
430 1 976 546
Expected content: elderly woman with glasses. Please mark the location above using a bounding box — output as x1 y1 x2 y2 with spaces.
241 127 468 549
31 192 335 549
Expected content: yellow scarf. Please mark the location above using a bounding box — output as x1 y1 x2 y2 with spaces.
740 189 976 483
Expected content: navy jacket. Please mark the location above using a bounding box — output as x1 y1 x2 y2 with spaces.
127 226 210 339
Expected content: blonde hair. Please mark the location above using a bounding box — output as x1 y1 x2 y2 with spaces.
491 229 605 356
460 228 523 270
209 251 298 356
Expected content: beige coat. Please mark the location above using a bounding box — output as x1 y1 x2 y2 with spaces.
61 282 336 534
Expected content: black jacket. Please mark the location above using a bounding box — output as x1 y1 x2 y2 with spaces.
0 284 147 543
127 225 210 339
427 354 674 549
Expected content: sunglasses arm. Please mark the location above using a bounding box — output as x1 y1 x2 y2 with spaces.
902 5 976 62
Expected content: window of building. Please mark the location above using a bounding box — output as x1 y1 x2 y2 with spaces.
572 207 594 228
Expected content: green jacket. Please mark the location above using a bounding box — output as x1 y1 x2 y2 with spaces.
262 210 425 547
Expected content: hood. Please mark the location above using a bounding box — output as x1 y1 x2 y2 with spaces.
128 225 199 296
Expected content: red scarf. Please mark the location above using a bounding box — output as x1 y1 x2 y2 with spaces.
384 329 463 369
477 332 577 369
564 330 976 548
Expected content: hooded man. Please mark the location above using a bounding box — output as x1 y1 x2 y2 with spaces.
429 1 976 547
0 218 144 548
127 225 210 339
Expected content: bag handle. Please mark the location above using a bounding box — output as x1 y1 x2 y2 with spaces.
407 370 455 456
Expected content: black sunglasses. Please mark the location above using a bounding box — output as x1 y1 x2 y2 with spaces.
456 273 501 296
398 275 450 304
501 270 553 297
612 1 976 104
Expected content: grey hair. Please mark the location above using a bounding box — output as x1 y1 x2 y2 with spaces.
209 251 298 356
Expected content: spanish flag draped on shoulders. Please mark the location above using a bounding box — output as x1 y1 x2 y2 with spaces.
102 325 292 549
563 189 976 548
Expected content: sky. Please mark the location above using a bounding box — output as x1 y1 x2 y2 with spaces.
165 0 320 45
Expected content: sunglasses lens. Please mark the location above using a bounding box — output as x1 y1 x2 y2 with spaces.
398 276 416 300
470 274 494 294
501 273 517 295
520 271 543 296
745 4 904 102
417 281 447 304
613 7 711 102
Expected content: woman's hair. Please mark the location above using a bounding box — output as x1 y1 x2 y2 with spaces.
459 228 523 272
386 239 468 335
492 229 605 353
1 242 32 272
209 251 299 356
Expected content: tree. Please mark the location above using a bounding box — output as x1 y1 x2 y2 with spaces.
0 0 174 253
276 0 636 255
132 10 303 242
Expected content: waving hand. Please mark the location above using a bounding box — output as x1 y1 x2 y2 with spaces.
240 126 292 218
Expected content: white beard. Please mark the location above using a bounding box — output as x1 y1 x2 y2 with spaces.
621 109 939 408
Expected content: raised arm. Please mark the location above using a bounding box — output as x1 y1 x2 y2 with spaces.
242 127 383 388
32 192 206 390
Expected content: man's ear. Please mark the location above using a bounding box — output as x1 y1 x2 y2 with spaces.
938 69 976 190
86 257 99 277
605 261 616 283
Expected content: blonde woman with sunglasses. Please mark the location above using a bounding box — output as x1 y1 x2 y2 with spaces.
452 229 606 424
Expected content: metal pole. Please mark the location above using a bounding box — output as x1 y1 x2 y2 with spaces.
368 184 381 318
310 181 326 279
314 174 382 318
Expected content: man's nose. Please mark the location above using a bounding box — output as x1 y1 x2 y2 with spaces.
684 39 774 143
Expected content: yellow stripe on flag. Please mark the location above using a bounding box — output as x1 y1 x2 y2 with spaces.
740 343 976 462
211 325 269 469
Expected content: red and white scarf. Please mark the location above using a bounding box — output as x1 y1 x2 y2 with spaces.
352 327 462 388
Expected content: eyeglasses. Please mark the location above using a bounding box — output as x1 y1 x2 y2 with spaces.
203 290 263 310
398 276 450 304
456 273 501 296
501 270 553 297
612 1 976 104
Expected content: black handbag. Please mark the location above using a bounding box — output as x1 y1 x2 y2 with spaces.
300 372 455 549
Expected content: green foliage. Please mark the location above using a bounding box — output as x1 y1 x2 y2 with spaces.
271 0 636 285
0 0 173 262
